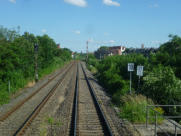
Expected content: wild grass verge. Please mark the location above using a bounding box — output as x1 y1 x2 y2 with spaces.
119 94 164 124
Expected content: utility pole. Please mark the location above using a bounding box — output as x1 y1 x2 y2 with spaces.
34 43 39 82
86 40 88 63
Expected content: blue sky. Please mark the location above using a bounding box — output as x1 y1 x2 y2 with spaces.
0 0 181 52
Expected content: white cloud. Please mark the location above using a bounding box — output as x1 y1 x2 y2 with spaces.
93 40 115 44
151 41 160 44
88 38 94 42
41 29 47 33
150 4 159 8
109 40 115 43
9 0 16 3
74 30 80 34
103 0 120 7
64 0 87 7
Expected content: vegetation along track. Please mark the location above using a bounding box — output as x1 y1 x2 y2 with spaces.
0 62 73 122
70 62 113 136
0 61 75 136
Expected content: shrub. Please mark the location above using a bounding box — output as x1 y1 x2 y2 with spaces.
142 65 181 105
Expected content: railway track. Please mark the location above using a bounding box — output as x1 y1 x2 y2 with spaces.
0 62 73 122
70 62 113 136
0 61 74 136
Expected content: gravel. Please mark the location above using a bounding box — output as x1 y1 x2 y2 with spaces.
24 62 77 136
77 63 105 136
82 62 141 136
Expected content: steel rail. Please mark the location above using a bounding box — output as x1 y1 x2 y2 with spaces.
13 62 74 136
80 63 113 136
70 63 79 136
0 62 73 122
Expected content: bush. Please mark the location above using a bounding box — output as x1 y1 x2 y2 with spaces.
86 54 99 74
96 54 147 96
142 65 181 105
0 26 72 106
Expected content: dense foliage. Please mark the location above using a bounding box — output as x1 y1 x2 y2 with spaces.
96 54 148 104
0 26 71 105
87 35 181 123
143 66 181 105
94 46 109 59
150 35 181 79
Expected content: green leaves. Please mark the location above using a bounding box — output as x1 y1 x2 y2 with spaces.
143 65 181 105
96 54 147 97
0 26 72 105
94 46 109 59
0 26 19 41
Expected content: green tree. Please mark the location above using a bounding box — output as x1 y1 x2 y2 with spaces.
154 35 181 78
0 26 72 105
94 46 109 59
142 65 181 105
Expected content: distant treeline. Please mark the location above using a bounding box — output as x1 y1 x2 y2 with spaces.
0 26 72 105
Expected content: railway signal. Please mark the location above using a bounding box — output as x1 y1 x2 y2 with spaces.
128 63 134 94
34 43 39 82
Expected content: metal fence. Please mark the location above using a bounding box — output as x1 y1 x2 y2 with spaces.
146 105 181 136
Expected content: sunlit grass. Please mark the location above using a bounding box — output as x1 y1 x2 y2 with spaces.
119 94 164 124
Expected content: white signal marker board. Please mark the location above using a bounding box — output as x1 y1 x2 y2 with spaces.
137 66 144 76
128 63 134 72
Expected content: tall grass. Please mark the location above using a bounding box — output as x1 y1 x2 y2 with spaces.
0 71 30 105
39 57 66 78
119 94 164 123
0 90 9 105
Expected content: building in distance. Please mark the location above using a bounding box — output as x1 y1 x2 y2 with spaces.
94 46 126 59
109 46 126 56
125 44 158 57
